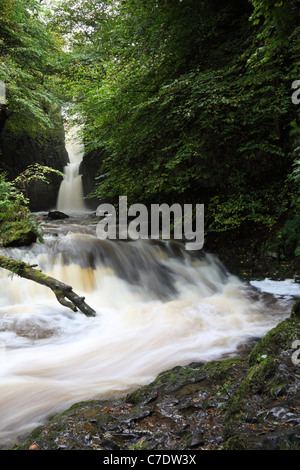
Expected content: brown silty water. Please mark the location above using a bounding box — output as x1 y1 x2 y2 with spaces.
0 226 296 448
0 124 297 448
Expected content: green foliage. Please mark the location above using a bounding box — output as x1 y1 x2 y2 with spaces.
2 0 300 255
270 216 300 258
0 171 40 246
0 171 29 222
0 0 66 135
208 183 294 232
50 0 299 244
13 163 63 197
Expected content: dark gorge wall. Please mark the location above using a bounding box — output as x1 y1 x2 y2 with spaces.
0 109 69 211
79 149 103 210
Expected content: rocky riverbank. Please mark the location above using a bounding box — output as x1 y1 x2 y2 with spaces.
2 215 298 451
12 301 300 451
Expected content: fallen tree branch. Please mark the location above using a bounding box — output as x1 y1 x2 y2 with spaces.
0 254 96 317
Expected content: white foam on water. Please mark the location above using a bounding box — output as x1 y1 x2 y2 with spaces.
0 235 294 447
250 278 300 298
57 124 87 213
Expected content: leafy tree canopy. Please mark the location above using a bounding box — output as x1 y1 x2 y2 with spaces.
1 0 300 256
0 0 65 135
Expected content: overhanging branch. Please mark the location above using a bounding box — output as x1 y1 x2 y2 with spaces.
0 254 96 317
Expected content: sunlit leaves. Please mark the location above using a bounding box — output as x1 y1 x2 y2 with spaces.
0 0 63 133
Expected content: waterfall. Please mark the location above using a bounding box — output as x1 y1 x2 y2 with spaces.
57 125 86 212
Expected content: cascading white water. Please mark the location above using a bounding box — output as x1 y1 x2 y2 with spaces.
0 221 297 448
57 125 86 212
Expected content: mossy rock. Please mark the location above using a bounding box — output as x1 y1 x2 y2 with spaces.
0 220 38 247
249 315 300 366
222 314 300 449
10 306 300 451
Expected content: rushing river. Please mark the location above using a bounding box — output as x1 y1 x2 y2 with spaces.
0 214 298 448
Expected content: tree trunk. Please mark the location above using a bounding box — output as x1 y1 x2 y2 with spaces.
0 254 96 317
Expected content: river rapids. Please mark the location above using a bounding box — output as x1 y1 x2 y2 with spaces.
0 215 298 448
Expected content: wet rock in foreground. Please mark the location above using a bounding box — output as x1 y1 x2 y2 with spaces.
12 305 300 451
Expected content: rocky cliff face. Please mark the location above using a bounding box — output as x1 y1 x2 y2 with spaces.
0 110 69 211
79 149 102 210
26 172 66 212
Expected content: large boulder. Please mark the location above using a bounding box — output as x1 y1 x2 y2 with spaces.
26 172 64 212
0 219 38 247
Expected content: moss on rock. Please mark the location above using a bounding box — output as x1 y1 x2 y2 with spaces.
10 302 300 451
0 219 38 247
